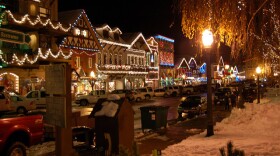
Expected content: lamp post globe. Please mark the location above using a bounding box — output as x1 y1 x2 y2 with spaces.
202 29 214 137
256 67 261 104
90 71 96 91
202 29 213 48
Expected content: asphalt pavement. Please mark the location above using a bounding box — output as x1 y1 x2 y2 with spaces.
135 104 231 155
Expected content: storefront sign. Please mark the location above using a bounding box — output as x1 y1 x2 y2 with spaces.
0 28 29 44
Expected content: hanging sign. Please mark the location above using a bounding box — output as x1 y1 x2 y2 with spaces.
0 28 30 44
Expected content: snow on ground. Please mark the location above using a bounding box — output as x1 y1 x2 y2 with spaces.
162 96 280 156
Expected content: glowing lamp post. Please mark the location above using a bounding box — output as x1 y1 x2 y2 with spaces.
202 29 214 137
90 71 96 91
256 67 261 104
182 74 186 86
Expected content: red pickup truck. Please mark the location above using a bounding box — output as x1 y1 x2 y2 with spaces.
0 113 44 156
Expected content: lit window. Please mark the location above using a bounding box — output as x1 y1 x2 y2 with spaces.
75 28 80 36
39 7 49 18
82 30 87 37
127 56 130 65
30 4 36 16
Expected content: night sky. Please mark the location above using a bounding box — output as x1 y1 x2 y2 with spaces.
58 0 196 61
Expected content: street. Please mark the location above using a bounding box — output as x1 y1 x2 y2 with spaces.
72 95 184 131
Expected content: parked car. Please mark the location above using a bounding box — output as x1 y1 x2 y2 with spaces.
214 87 235 105
75 90 108 106
136 87 154 100
131 90 145 102
153 88 171 97
177 95 207 118
24 90 47 109
164 86 180 97
182 85 194 95
242 87 257 103
110 89 134 101
0 113 44 156
214 91 227 105
0 91 11 113
9 93 37 114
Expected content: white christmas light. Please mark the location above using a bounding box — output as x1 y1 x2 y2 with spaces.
0 48 72 65
5 10 71 32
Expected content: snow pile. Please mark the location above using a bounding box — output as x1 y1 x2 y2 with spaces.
162 98 280 155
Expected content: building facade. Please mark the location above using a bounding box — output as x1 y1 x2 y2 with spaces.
0 0 72 94
154 35 175 87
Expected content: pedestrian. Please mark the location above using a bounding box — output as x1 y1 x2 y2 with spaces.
230 93 237 108
224 93 230 111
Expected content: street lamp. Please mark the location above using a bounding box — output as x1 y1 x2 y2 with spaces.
202 29 214 137
256 66 261 104
182 74 186 86
90 71 96 91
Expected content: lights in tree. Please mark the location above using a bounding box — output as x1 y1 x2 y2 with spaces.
5 10 71 32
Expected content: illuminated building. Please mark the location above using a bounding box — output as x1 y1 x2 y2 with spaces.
0 0 71 94
154 35 174 87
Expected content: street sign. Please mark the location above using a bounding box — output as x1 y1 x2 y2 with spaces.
0 28 29 44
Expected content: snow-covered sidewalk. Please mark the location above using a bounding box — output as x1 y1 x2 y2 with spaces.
162 96 280 155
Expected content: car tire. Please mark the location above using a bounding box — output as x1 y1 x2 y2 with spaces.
172 92 177 97
17 107 27 114
145 95 151 100
80 100 88 106
136 97 141 102
6 141 27 156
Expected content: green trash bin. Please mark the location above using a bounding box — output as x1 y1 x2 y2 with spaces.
139 105 169 132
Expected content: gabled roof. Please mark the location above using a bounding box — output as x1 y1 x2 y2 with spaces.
175 58 190 69
94 24 127 47
123 33 152 52
95 24 122 34
58 9 103 51
95 24 151 52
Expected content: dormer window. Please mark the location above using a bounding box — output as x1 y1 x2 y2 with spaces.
39 7 50 18
114 33 119 41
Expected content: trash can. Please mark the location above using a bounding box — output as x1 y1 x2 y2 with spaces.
140 105 169 132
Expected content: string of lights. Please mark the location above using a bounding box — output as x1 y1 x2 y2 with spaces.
5 10 71 32
0 48 72 65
